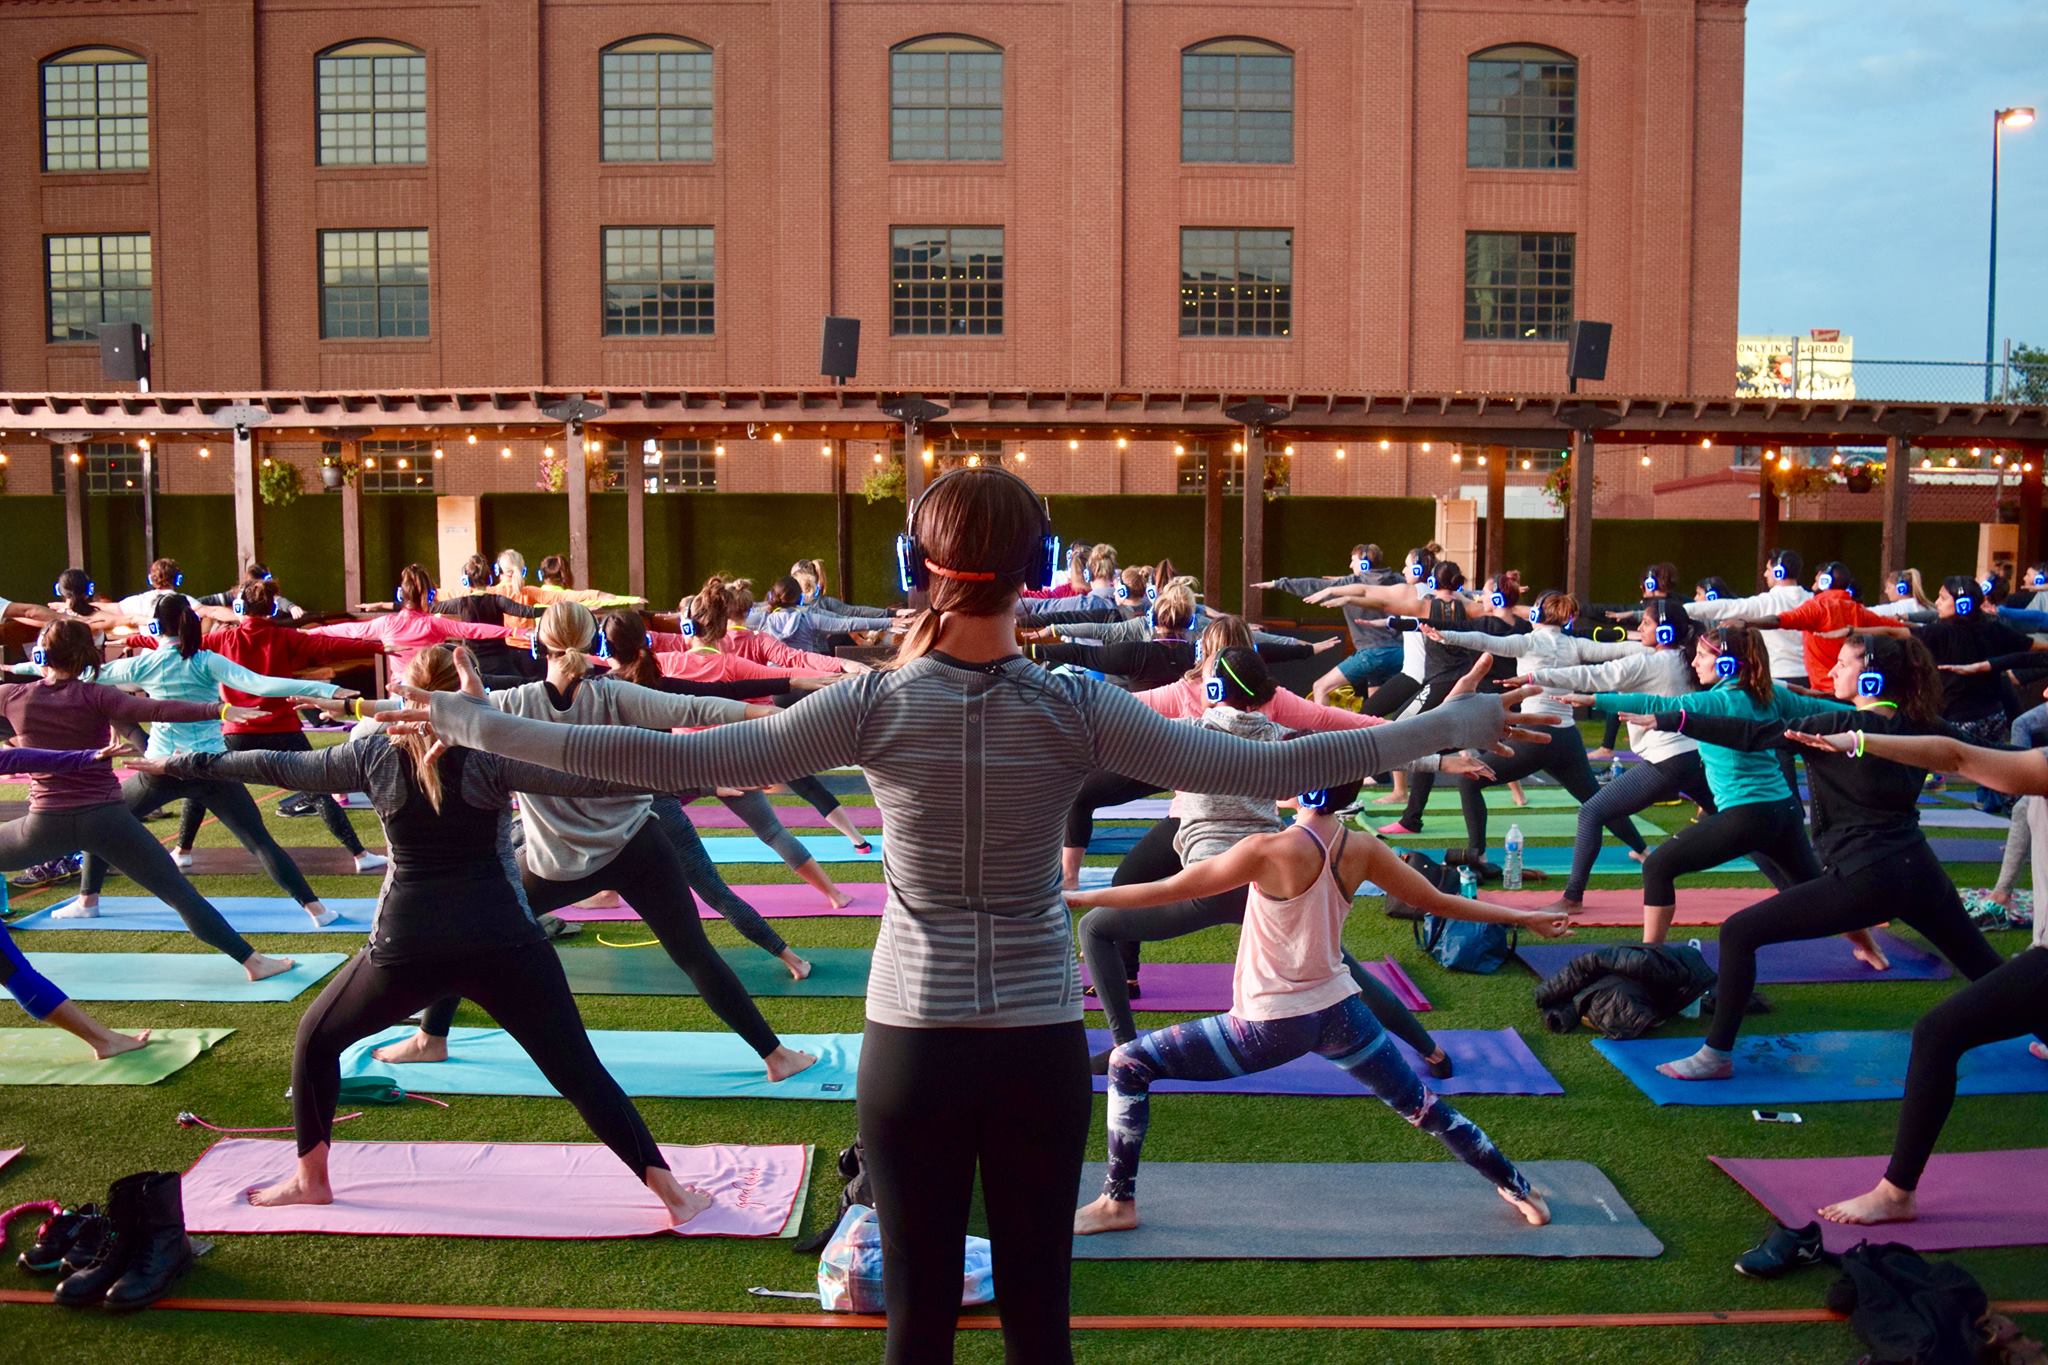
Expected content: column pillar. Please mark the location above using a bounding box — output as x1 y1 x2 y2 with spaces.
1881 436 1913 576
1565 430 1596 602
624 437 647 601
832 437 853 605
232 426 263 572
566 426 591 589
1483 443 1508 582
1756 458 1780 587
1202 442 1224 596
1240 432 1264 619
61 443 89 571
339 440 365 611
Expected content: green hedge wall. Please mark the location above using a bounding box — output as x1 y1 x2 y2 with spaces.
0 490 1999 617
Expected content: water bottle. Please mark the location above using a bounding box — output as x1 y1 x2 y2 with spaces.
1680 939 1705 1017
1604 756 1625 786
1458 865 1479 900
1503 824 1524 891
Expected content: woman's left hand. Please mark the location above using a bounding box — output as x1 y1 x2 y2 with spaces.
123 755 170 777
1440 753 1496 780
92 741 136 763
1313 636 1341 654
1613 711 1655 728
1785 729 1855 754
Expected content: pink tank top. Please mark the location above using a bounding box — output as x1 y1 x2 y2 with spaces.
1232 824 1363 1021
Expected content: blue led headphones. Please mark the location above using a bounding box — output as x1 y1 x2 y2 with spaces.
173 570 184 588
895 466 1059 595
1407 561 1427 580
1714 651 1740 680
1705 586 1721 601
233 595 246 616
1893 577 1912 598
1769 553 1791 582
681 618 698 638
1146 583 1159 603
2032 569 2048 589
1115 583 1132 601
147 619 161 637
1203 676 1226 704
1655 621 1677 647
394 584 437 608
1858 669 1886 698
1982 575 1999 596
595 632 613 661
1643 573 1660 594
31 646 48 667
1298 788 1330 810
1815 571 1835 591
1145 604 1157 631
1490 589 1507 609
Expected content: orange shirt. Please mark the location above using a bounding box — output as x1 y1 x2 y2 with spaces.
1774 591 1898 682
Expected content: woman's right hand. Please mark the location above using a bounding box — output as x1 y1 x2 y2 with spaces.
1519 910 1574 938
123 755 171 778
222 704 268 725
1939 660 1991 675
1785 729 1856 755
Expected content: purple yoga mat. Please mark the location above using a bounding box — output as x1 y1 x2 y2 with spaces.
1088 1027 1561 1097
687 804 884 832
1712 1149 2048 1254
1081 960 1431 1015
1517 930 1953 985
552 883 888 923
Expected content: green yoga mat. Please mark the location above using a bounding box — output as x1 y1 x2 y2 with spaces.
558 945 872 997
0 1027 234 1085
1375 811 1656 840
21 953 347 1003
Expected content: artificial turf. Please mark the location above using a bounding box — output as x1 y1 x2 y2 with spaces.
2 727 2042 1363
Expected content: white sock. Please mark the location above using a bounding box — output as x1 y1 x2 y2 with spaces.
51 899 100 919
305 905 340 927
1659 1045 1733 1080
353 852 388 872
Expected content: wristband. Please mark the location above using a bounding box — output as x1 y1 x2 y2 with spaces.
353 699 369 721
1852 730 1866 759
219 702 230 722
1674 709 1687 735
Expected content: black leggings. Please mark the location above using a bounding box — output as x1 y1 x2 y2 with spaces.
1600 712 1623 751
1360 672 1422 719
176 731 365 857
1706 843 2026 1053
1640 796 1820 906
1886 947 2048 1190
1064 771 1163 852
0 802 255 962
1395 679 1458 828
783 773 842 819
420 822 781 1057
1562 752 1716 901
1456 723 1644 856
294 941 667 1174
860 1019 1090 1365
82 771 319 906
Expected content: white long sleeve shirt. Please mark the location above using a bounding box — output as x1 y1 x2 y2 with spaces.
1520 650 1701 765
1683 584 1813 682
1427 624 1644 723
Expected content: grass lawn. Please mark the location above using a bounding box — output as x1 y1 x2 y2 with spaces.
2 727 2042 1363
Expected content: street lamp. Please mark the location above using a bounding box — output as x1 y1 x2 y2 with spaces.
1987 106 2035 400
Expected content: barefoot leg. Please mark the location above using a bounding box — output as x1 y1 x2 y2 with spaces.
1073 1194 1139 1235
1642 903 1676 945
795 860 850 909
1845 927 1891 972
244 952 297 982
248 1145 335 1207
645 1168 715 1227
1500 1185 1552 1227
371 1029 449 1064
765 1045 818 1081
46 1002 151 1060
778 948 813 981
1819 1178 1916 1227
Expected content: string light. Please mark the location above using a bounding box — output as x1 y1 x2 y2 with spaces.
68 452 81 464
1231 441 1243 453
1379 440 1391 451
1015 449 1027 463
1921 457 1932 469
1174 444 1184 455
1970 447 1981 457
432 447 444 460
1700 438 1713 448
1640 454 1652 467
365 457 379 470
1334 448 1346 461
921 447 935 464
965 454 980 467
1476 453 1487 466
1521 458 1532 470
198 447 210 460
500 447 512 460
1421 442 1432 453
467 433 478 445
1115 437 1128 450
771 431 783 443
714 444 726 457
822 443 831 456
1947 455 1959 467
261 457 272 468
1451 450 1463 464
1282 445 1294 457
396 457 409 470
0 453 8 466
1069 439 1079 450
873 452 884 464
2025 463 2036 474
137 438 149 451
1830 453 1842 466
544 446 555 458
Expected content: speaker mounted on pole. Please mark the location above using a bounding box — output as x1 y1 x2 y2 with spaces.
1565 321 1612 386
98 322 149 387
820 317 860 384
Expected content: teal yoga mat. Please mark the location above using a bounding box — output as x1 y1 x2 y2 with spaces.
1377 812 1656 841
19 952 347 1003
9 897 376 934
558 944 872 997
695 834 884 864
338 1027 860 1101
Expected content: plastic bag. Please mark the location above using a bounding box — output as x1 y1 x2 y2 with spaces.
817 1205 993 1313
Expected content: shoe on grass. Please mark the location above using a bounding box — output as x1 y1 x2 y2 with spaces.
1734 1221 1825 1279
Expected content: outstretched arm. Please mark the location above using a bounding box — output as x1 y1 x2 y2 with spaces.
1785 729 2048 794
1357 838 1570 936
1064 835 1270 910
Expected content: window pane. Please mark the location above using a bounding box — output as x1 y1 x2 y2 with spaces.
45 233 152 342
891 46 1003 160
1467 55 1576 170
600 47 712 162
42 55 149 172
320 229 430 338
1463 232 1574 340
1179 228 1289 338
340 438 439 493
317 51 426 165
605 438 716 492
891 226 1003 335
1181 48 1292 164
603 227 714 336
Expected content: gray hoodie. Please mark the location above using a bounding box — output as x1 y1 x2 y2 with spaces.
1172 706 1293 866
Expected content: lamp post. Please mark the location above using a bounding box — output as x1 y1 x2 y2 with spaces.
1987 106 2035 401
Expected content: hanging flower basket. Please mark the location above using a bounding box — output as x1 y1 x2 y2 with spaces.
1539 460 1601 512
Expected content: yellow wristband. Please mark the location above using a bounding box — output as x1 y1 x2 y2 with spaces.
353 698 368 721
220 702 231 722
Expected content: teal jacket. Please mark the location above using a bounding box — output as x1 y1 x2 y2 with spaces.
1592 681 1853 809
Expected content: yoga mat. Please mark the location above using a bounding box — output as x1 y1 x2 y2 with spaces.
9 897 376 935
0 1149 18 1176
21 952 350 1002
0 1027 233 1085
183 1138 815 1239
558 945 873 997
1515 931 1952 985
1491 888 1762 926
1355 788 1592 814
1924 838 2007 864
1916 808 2011 830
1069 1160 1659 1260
178 847 383 877
1711 1149 2048 1254
688 804 884 832
1376 812 1657 842
338 1027 860 1101
1087 1027 1561 1097
1389 847 1755 876
693 834 884 864
1081 959 1431 1014
551 882 888 924
1593 1031 2048 1107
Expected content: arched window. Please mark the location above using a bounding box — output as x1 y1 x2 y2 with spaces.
1182 39 1292 164
600 36 713 163
317 40 427 166
890 36 1003 161
42 48 148 172
1467 45 1576 169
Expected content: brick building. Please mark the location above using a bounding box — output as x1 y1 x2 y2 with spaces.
0 0 1757 506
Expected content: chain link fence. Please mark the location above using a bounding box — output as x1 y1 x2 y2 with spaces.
1737 356 2048 405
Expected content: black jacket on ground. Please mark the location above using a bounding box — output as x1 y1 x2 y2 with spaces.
1531 943 1715 1040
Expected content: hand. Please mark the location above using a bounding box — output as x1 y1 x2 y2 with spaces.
1520 910 1574 939
390 680 434 707
792 674 842 692
840 659 873 673
123 755 170 777
1062 890 1098 911
1939 660 1991 675
1417 623 1444 643
1313 636 1341 654
222 704 268 725
1553 693 1596 709
1440 753 1496 781
91 741 137 763
290 695 356 718
1303 588 1336 607
1251 580 1276 590
1501 675 1534 689
1785 729 1856 755
328 688 362 702
452 649 486 699
1613 711 1656 728
1815 625 1855 640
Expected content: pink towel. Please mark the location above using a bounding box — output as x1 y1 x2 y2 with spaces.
182 1139 812 1240
0 1148 19 1174
553 882 887 923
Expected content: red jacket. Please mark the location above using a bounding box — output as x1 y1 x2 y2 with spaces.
202 619 377 734
1774 590 1897 683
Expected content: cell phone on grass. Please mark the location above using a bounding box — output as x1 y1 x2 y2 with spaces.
1751 1110 1802 1125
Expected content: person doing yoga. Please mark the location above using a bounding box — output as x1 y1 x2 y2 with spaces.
1554 623 1844 943
123 647 715 1225
0 619 291 980
377 467 1548 1365
0 741 153 1060
1069 780 1566 1238
307 564 512 674
1631 634 2046 1081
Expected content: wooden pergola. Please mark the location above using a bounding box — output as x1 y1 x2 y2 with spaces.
7 386 2046 613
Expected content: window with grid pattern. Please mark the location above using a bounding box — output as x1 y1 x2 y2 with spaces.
45 234 152 343
890 37 1003 161
1179 228 1290 338
600 37 713 163
321 439 437 492
50 442 156 495
42 49 149 172
602 227 714 336
604 439 717 491
891 438 1005 472
1464 232 1573 341
317 42 426 166
1467 46 1576 170
891 227 1003 336
320 230 430 339
1181 39 1292 164
1172 450 1288 495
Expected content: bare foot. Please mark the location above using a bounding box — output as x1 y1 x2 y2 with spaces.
248 1172 333 1207
372 1031 448 1065
1371 791 1402 805
1628 849 1648 864
2032 1042 2048 1064
244 953 296 982
1819 1180 1915 1227
1540 897 1583 917
1073 1195 1138 1235
1500 1185 1552 1227
656 1183 714 1228
1587 748 1614 762
1986 890 2012 908
826 890 853 910
93 1028 152 1060
1849 937 1892 972
765 1046 818 1081
780 950 813 981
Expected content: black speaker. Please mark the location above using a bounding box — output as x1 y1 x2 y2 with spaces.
820 317 860 382
98 322 149 383
1565 320 1611 384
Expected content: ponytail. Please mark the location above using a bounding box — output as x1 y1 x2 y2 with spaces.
534 600 597 679
396 563 436 613
152 594 203 660
689 575 731 642
602 609 661 687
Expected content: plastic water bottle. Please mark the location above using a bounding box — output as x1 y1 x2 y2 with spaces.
1458 865 1479 900
1680 939 1705 1018
1604 756 1625 786
1503 824 1524 891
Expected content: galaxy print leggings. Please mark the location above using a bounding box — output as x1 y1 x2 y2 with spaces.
1101 994 1530 1202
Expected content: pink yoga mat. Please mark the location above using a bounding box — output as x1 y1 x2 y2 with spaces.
553 882 887 924
1711 1149 2048 1254
0 1148 19 1175
1491 888 1764 927
688 804 884 832
1080 959 1430 1014
183 1138 812 1240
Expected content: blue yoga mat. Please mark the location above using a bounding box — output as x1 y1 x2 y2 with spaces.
10 897 378 934
1924 838 2006 864
1517 931 1953 985
339 1027 861 1101
695 834 884 864
1396 846 1756 876
1593 1031 2048 1107
20 952 347 1002
1088 1027 1562 1097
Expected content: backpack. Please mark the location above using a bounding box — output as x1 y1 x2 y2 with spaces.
1382 850 1453 921
1413 913 1517 973
792 1138 874 1254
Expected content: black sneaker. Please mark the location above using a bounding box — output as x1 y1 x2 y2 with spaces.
276 793 318 818
18 1205 93 1273
1734 1221 1826 1278
10 853 82 891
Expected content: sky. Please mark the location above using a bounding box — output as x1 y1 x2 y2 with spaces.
1739 0 2046 362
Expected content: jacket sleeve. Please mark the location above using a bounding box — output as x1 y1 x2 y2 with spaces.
289 631 386 668
86 682 222 727
1253 639 1318 665
1591 689 1698 717
164 742 371 794
1431 629 1531 657
1683 589 1777 623
593 678 752 730
1054 617 1144 643
1260 687 1383 731
199 652 344 701
306 618 385 643
0 745 109 775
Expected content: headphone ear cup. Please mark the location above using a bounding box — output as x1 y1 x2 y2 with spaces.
894 534 922 595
